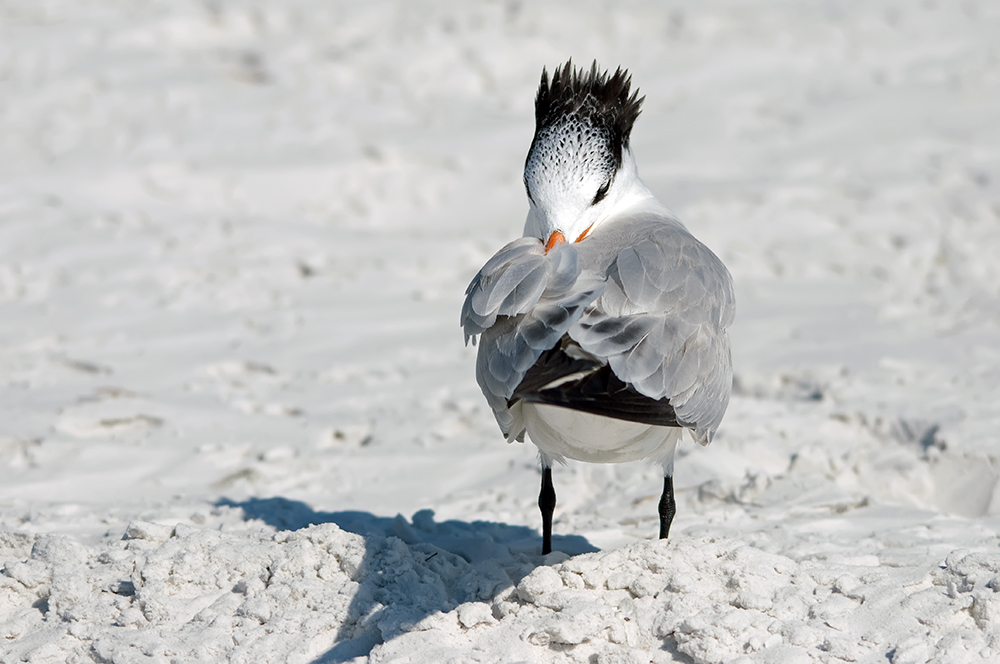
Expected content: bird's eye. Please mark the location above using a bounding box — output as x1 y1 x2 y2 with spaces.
592 177 612 205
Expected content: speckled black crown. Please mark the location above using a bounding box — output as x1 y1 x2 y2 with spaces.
532 60 644 167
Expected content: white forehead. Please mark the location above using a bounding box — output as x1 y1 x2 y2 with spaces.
524 116 614 196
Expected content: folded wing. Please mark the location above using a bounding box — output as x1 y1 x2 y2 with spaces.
569 221 735 444
461 239 606 437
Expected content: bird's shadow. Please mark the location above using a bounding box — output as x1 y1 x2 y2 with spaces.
216 496 597 663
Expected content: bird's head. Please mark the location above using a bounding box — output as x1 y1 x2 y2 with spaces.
522 60 648 251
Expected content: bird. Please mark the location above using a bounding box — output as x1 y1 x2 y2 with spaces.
461 60 735 555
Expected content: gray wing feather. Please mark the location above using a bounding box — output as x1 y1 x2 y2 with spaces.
462 240 606 438
462 237 549 338
570 221 735 445
479 259 546 314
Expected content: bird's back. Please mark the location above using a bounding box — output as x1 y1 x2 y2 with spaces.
464 197 734 453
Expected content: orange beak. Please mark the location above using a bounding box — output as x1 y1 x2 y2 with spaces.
544 224 594 254
574 223 594 243
544 231 566 253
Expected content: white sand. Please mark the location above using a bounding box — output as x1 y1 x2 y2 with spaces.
2 1 999 662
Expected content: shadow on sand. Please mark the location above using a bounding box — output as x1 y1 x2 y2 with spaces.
217 497 597 663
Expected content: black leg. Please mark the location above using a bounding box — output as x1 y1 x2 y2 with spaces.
539 466 556 554
658 475 676 539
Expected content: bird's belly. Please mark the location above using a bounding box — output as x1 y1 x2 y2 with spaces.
522 403 681 465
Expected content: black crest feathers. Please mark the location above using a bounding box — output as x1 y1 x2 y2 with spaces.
533 59 644 152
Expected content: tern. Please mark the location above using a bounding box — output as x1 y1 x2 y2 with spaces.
461 60 735 554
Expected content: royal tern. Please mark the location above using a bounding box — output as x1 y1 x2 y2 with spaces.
462 60 735 554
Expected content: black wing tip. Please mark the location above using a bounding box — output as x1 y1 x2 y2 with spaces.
511 341 680 429
534 59 645 145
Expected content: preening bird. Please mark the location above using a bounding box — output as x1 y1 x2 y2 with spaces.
461 60 735 554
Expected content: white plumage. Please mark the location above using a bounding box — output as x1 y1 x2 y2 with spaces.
461 60 735 553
